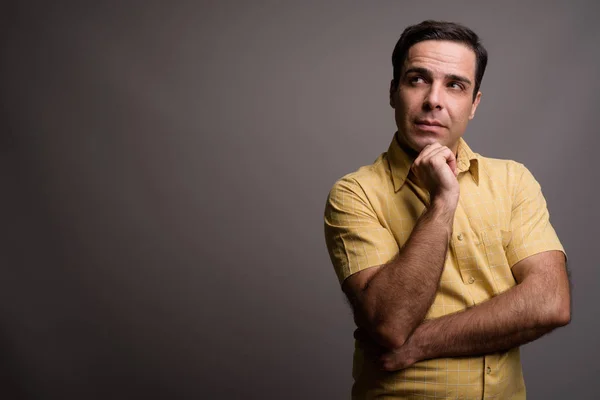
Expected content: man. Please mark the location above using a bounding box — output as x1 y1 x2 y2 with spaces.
324 20 570 399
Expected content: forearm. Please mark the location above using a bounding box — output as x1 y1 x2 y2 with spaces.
359 202 455 348
407 272 569 362
411 293 549 361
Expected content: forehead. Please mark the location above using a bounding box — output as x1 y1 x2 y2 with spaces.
404 40 477 79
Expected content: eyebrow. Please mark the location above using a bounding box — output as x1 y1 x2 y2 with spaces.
403 67 472 86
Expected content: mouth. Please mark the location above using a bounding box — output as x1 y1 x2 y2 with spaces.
415 119 444 127
414 119 446 133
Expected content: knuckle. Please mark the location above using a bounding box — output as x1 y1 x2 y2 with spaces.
428 157 439 166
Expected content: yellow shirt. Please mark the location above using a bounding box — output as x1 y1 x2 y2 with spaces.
324 134 565 399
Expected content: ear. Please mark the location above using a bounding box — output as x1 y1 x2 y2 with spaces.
468 91 482 120
389 79 397 108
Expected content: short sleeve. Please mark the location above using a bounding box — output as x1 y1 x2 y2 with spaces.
324 176 399 285
505 164 565 267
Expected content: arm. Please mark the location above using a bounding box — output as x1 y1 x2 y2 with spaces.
374 250 571 371
344 143 460 349
345 201 453 350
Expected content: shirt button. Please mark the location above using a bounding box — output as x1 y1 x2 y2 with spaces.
486 366 492 374
457 233 464 241
468 276 475 284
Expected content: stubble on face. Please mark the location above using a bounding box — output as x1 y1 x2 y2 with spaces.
391 40 481 155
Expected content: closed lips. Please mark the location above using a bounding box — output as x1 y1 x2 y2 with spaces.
416 120 444 127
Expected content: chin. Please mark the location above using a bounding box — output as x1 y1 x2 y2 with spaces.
398 130 446 153
411 136 442 151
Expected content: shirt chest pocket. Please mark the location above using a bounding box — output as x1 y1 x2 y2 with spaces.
480 229 516 294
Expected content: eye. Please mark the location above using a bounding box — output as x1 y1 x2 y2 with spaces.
449 81 465 90
409 76 426 85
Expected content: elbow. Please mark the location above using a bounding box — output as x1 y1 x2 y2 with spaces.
544 297 571 328
553 302 571 327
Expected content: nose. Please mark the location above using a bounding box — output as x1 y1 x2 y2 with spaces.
423 83 443 111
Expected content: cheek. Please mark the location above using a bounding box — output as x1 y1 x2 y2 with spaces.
398 90 422 113
395 97 412 121
451 104 475 125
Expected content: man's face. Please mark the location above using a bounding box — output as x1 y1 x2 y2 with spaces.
390 40 482 155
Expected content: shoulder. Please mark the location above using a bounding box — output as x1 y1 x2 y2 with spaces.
477 154 531 183
476 154 542 201
327 153 391 201
477 154 524 176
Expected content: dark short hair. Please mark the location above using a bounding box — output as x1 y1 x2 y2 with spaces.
392 20 488 101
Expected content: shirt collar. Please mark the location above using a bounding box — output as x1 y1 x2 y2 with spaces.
388 132 480 192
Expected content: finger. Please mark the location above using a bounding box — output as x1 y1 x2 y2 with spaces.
422 146 455 164
414 142 442 166
412 143 442 176
378 353 397 371
443 149 458 176
424 146 457 176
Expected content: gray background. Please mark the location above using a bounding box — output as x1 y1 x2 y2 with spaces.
1 1 598 399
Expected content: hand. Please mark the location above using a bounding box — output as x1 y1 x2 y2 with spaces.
377 340 419 371
410 143 459 210
354 328 420 372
